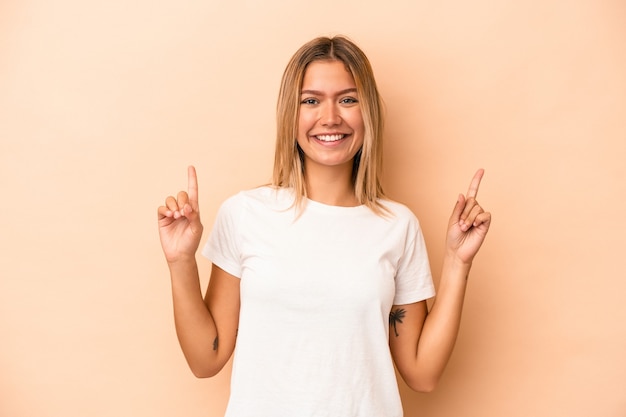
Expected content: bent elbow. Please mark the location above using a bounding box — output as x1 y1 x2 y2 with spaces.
189 362 222 379
412 382 437 393
405 376 439 393
191 368 215 379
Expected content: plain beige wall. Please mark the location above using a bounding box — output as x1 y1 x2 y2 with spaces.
1 0 625 416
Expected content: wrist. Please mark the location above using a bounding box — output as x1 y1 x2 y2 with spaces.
167 256 198 273
443 251 473 274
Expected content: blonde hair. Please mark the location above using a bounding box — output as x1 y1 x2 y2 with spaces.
272 35 387 214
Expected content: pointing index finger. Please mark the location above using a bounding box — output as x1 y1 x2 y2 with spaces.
466 169 484 199
188 165 199 204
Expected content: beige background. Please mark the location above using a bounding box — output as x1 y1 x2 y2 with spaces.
1 0 625 416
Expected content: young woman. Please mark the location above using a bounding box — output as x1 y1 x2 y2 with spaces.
158 36 491 417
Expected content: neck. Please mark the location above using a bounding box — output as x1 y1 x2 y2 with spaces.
304 162 358 207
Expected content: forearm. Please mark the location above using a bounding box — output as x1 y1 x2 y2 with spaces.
168 259 220 377
395 170 490 391
414 255 471 387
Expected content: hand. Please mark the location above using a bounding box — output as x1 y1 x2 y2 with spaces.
157 166 204 264
446 169 492 265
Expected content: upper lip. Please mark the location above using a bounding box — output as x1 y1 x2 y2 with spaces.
312 132 349 136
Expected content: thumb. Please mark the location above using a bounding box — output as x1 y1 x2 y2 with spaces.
185 205 204 238
449 194 465 225
182 203 202 225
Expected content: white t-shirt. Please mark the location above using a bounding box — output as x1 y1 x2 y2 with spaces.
202 186 435 417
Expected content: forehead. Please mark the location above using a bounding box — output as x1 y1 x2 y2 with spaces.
301 60 356 90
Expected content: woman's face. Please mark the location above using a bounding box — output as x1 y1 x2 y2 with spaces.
296 60 365 174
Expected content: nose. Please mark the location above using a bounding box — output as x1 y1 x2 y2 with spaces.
320 102 341 126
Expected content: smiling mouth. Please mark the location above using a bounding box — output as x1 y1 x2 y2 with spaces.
315 134 346 142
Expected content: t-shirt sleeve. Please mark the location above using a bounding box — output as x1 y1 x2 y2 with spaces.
201 193 243 278
393 213 435 305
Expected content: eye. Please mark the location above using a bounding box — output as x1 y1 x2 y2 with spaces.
301 98 319 105
340 97 358 105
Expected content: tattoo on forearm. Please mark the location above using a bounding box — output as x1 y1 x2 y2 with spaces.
389 308 406 337
212 336 219 351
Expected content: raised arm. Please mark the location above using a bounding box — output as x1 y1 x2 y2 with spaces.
158 166 240 377
389 169 492 392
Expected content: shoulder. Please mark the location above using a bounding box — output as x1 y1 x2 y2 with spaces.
219 185 295 214
378 198 421 225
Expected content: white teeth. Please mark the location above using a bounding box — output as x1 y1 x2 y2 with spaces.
316 134 344 142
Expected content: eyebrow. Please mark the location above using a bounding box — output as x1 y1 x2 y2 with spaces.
300 88 358 96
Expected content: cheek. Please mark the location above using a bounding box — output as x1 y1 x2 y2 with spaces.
345 111 365 138
297 111 313 136
296 115 311 148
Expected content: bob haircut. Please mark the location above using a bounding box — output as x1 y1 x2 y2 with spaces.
272 35 388 214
